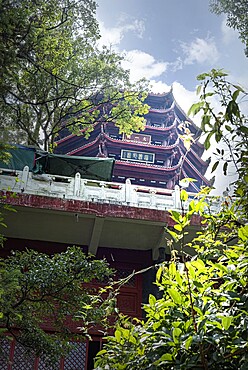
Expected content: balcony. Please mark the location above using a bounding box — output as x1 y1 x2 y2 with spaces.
0 166 222 260
0 166 221 211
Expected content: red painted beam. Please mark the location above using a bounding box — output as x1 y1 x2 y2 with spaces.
2 192 203 227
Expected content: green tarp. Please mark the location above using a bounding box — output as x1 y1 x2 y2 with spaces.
36 153 114 181
0 146 35 171
0 146 115 181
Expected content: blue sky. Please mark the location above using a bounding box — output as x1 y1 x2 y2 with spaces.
96 0 247 108
96 0 248 194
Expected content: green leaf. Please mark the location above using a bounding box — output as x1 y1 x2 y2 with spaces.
193 280 203 288
239 126 248 135
174 224 182 232
159 353 173 361
197 72 209 81
149 294 157 306
168 288 182 304
226 100 240 120
186 263 195 279
172 327 182 343
170 210 181 222
204 131 214 150
214 263 228 273
196 85 202 95
96 349 107 356
184 335 193 350
154 353 173 365
188 102 204 116
223 161 228 176
191 259 205 270
169 262 176 277
232 89 240 101
202 114 211 129
166 229 180 242
221 316 233 330
238 225 248 241
156 266 163 282
225 125 232 132
180 189 188 201
175 271 183 287
211 161 219 173
115 330 122 342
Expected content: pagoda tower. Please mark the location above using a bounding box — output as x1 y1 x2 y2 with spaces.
56 90 211 192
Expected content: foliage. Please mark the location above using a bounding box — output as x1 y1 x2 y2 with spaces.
188 69 248 212
94 72 248 368
0 0 149 150
94 191 248 369
0 246 115 366
210 0 248 56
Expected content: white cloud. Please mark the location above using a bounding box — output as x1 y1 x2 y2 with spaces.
149 80 171 94
121 50 168 81
98 21 123 47
181 37 220 65
172 82 199 115
169 58 183 72
98 19 145 48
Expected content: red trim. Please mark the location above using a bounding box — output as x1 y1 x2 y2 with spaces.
104 133 179 152
115 159 181 172
66 134 101 155
1 192 202 226
149 106 174 114
145 119 177 132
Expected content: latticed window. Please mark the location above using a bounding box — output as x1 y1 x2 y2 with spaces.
63 342 87 369
0 338 11 370
0 339 88 370
10 342 35 370
38 356 61 369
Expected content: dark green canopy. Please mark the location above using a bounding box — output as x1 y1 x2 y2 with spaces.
36 153 114 181
0 145 35 171
0 146 115 181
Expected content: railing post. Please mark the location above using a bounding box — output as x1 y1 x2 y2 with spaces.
74 172 81 197
20 166 29 192
174 185 181 209
125 178 132 204
100 182 106 200
150 189 156 207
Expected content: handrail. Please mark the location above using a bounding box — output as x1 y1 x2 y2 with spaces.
0 166 222 212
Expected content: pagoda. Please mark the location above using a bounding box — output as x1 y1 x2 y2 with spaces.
56 90 211 193
0 92 216 369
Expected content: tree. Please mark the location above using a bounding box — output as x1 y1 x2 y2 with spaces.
94 192 248 369
0 246 115 367
210 0 248 57
188 69 248 212
0 0 149 151
93 72 248 369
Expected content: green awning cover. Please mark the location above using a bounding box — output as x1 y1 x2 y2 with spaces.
0 145 35 171
0 146 115 181
36 153 114 181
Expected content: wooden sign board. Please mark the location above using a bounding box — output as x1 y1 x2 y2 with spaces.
121 150 155 163
123 133 151 144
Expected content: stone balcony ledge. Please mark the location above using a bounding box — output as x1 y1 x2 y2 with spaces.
0 166 221 213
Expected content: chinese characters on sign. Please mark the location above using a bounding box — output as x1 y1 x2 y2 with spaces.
123 133 151 144
121 150 155 163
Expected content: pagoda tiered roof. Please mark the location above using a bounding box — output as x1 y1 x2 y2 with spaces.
56 91 212 192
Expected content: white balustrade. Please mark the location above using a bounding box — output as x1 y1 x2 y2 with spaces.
0 166 222 212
